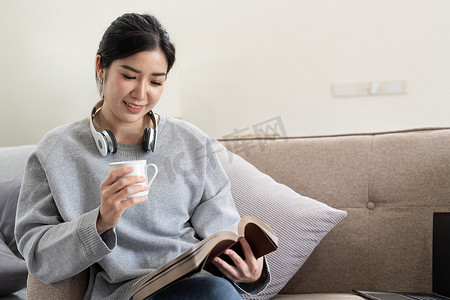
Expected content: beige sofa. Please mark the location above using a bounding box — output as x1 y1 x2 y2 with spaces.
3 127 450 299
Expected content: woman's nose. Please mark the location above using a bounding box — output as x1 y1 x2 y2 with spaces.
132 81 146 100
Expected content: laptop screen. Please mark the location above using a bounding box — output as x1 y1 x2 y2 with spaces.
433 212 450 297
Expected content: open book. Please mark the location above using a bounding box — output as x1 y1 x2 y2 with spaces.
131 216 278 300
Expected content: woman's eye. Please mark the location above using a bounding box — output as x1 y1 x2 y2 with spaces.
151 81 163 86
122 75 135 80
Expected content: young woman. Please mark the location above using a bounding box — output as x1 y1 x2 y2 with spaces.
15 13 269 299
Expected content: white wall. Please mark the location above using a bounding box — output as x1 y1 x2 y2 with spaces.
1 0 450 146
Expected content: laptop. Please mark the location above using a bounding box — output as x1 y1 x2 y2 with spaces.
353 212 450 300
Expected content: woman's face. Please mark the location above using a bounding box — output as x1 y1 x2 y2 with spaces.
97 49 168 127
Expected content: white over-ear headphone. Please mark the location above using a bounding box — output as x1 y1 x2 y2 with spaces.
89 105 157 156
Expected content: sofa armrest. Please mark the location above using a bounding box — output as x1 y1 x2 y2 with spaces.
26 270 89 300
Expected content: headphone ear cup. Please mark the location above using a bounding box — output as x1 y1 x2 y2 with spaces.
92 131 109 157
90 113 108 156
142 128 151 152
102 129 118 154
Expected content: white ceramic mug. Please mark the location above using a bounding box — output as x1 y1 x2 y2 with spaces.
109 160 158 200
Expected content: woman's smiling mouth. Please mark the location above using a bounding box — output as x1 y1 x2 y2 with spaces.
124 101 145 113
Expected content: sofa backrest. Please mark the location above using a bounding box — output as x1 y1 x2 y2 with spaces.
221 127 450 294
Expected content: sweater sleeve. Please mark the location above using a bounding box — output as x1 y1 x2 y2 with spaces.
15 151 115 284
189 138 271 295
189 137 240 238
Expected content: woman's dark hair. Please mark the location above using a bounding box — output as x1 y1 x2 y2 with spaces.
96 13 176 92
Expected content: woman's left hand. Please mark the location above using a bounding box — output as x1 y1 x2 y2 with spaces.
212 238 264 283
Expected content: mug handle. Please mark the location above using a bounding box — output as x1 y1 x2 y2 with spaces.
145 164 158 187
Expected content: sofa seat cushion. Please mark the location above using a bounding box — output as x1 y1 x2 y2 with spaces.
214 140 347 300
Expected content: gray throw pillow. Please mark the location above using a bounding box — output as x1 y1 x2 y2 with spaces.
213 140 347 300
0 178 28 296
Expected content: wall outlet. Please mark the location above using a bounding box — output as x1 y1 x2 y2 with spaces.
331 80 407 97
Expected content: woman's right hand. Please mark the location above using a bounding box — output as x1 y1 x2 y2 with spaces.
96 167 149 235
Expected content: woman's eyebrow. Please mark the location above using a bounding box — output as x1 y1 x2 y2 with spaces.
120 65 141 73
120 65 166 77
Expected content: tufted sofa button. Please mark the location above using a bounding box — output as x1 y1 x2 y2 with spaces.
366 201 376 210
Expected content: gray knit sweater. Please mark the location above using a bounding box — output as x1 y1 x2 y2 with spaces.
15 116 267 299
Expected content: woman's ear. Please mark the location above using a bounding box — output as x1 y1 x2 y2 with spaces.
95 54 104 81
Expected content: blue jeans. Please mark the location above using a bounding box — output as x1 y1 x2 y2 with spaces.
143 276 242 300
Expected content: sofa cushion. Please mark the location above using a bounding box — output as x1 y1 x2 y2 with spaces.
0 178 28 296
214 140 347 300
0 145 35 180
